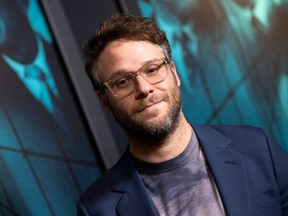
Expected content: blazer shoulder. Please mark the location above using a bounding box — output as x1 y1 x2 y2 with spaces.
206 124 288 160
194 124 267 144
77 151 134 214
79 159 120 203
210 124 263 136
77 162 121 215
210 124 278 145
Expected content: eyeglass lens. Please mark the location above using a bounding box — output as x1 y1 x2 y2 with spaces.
106 58 168 97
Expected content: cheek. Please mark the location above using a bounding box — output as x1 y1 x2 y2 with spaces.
161 73 179 89
110 98 134 115
161 75 181 100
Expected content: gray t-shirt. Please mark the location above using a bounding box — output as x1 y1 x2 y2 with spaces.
132 134 226 216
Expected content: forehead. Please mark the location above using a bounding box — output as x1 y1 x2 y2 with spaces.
97 40 164 80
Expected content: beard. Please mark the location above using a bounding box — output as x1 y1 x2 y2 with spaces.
110 85 182 145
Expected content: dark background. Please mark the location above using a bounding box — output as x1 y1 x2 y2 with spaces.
59 0 127 155
0 1 125 215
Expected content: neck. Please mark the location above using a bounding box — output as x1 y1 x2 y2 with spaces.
129 112 192 163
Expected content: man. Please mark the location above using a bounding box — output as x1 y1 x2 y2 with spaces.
77 14 288 216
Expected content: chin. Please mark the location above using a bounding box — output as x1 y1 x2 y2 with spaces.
138 114 174 134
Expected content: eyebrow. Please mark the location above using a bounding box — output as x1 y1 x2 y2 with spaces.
110 57 163 77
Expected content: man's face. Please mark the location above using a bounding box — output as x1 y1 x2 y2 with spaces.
97 40 182 140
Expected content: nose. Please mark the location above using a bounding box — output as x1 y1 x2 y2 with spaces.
134 75 153 99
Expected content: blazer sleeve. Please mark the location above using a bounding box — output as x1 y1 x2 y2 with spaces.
263 129 288 215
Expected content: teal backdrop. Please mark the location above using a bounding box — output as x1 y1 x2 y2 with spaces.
0 0 103 215
122 0 288 152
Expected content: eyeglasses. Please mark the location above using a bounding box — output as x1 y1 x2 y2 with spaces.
103 58 170 98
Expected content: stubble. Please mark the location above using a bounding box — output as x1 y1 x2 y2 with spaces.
110 84 182 146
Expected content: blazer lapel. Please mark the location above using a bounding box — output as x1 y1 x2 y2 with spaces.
112 151 158 216
193 124 251 216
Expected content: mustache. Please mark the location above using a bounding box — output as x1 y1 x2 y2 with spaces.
136 95 169 113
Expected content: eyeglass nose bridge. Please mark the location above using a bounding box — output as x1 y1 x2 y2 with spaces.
104 58 168 98
131 68 150 85
132 68 144 79
132 61 169 87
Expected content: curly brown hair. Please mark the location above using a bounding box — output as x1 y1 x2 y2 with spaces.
83 13 171 91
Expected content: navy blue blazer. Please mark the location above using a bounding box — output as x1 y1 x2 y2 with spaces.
77 125 288 216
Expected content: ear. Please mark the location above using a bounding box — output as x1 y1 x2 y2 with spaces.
97 92 112 113
170 61 181 87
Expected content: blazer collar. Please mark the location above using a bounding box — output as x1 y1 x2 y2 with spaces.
112 150 158 216
110 125 252 216
192 124 251 216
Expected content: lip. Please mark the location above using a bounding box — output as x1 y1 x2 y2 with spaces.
137 101 162 113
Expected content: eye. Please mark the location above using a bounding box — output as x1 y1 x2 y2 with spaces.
114 75 133 89
144 63 162 75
